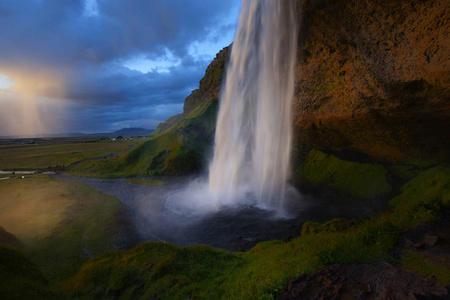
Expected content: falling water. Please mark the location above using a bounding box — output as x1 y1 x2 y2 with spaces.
208 0 298 212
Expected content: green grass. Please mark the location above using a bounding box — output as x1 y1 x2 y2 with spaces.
296 149 392 198
389 166 450 208
0 174 123 282
55 166 450 299
0 140 147 170
61 243 243 299
123 179 165 186
69 99 219 178
0 246 54 299
66 150 131 178
0 165 448 299
401 251 450 286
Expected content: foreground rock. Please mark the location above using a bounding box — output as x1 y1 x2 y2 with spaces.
281 214 450 300
280 261 448 299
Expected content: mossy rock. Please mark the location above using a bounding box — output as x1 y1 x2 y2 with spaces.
389 166 450 208
296 149 392 198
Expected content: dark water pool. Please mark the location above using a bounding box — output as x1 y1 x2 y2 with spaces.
55 174 390 252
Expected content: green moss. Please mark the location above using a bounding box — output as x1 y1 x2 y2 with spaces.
389 166 450 208
61 243 243 299
305 81 340 95
301 218 356 235
388 164 421 182
297 149 392 198
401 251 450 286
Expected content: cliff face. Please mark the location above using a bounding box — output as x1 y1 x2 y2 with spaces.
182 46 230 114
294 0 449 161
123 46 229 175
140 0 449 176
295 0 449 121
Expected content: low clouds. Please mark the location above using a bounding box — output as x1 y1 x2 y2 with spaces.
0 0 239 135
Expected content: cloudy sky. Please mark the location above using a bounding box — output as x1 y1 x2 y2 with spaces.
0 0 240 136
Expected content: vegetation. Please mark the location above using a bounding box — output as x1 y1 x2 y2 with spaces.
68 99 219 178
65 43 226 179
0 174 124 283
0 139 147 171
401 251 450 286
123 179 165 186
54 165 449 299
296 149 392 198
0 165 446 299
0 246 53 300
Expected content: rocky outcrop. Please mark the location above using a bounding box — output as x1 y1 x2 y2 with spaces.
280 261 448 299
125 46 229 175
281 211 450 299
182 46 230 114
294 0 449 161
141 0 449 175
295 0 449 120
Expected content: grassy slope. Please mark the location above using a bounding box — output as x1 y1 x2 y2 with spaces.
67 44 225 178
0 174 123 282
0 246 53 300
56 166 449 299
68 99 218 177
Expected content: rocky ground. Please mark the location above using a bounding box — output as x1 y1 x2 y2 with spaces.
280 214 450 299
280 261 448 299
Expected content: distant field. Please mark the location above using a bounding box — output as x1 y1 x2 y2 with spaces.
0 137 149 170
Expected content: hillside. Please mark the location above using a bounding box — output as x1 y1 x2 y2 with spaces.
68 47 229 177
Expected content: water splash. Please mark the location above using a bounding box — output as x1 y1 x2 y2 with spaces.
208 0 298 213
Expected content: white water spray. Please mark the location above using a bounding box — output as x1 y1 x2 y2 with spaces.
208 0 298 212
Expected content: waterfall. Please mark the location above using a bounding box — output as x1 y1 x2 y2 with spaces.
208 0 298 212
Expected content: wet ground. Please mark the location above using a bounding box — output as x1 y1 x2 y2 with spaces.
55 174 390 252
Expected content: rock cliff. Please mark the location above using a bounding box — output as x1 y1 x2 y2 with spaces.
132 0 449 176
294 0 449 162
122 46 229 175
296 0 449 120
183 46 230 114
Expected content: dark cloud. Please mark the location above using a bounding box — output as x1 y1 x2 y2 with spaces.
0 0 239 135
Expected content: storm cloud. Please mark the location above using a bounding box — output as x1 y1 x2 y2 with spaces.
0 0 239 135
